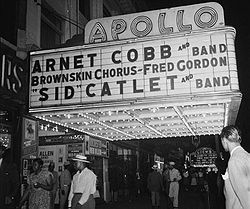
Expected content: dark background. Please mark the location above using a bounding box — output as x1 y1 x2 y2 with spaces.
0 0 249 152
143 0 250 151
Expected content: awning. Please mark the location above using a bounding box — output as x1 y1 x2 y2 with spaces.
30 91 241 141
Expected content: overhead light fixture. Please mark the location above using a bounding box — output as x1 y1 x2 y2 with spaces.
173 106 196 136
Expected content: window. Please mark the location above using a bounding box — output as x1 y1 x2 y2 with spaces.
40 3 62 49
0 1 17 45
79 0 90 20
103 5 111 17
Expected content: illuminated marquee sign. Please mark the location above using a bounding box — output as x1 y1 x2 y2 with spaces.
85 2 224 44
85 135 108 158
29 28 238 108
190 147 217 167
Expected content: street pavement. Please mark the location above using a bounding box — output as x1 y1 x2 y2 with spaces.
96 189 211 209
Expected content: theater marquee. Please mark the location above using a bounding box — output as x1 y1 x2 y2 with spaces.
29 2 241 140
30 27 238 108
85 2 224 43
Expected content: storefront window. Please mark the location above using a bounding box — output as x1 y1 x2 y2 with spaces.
0 110 12 148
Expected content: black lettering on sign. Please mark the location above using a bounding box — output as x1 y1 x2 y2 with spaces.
117 80 126 94
133 79 143 93
74 55 84 68
150 77 161 92
39 88 49 101
101 82 111 96
196 76 229 88
86 83 95 97
60 57 70 70
112 50 121 64
87 53 97 67
144 47 155 61
167 75 177 90
32 60 42 73
161 45 171 59
65 86 74 99
127 49 138 62
46 59 56 71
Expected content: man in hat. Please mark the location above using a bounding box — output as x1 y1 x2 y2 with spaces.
59 161 71 209
168 161 181 209
220 125 250 209
147 164 163 209
68 154 96 209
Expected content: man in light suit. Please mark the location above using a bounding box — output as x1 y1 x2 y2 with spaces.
220 125 250 209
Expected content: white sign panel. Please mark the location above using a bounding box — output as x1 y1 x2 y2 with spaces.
30 28 238 108
38 145 67 172
85 2 224 43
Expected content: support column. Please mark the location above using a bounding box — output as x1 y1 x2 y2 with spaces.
215 134 220 155
103 158 111 202
136 141 140 171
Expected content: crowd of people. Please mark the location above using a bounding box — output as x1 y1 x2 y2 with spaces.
147 161 182 209
0 148 97 209
1 125 250 209
18 154 97 209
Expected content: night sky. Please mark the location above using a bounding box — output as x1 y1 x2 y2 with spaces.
143 0 250 151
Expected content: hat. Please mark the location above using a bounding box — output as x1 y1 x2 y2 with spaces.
169 161 175 166
72 154 90 163
152 165 158 169
64 161 70 166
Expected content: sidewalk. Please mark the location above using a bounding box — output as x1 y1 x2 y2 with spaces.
96 193 156 209
96 189 210 209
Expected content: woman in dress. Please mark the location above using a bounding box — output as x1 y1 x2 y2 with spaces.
19 158 53 209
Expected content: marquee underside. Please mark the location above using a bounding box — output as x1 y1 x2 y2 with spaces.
30 92 241 141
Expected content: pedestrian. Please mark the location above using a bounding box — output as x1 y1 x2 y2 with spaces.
127 170 135 202
59 161 71 209
182 169 190 192
197 169 205 191
168 161 182 209
48 161 59 209
109 166 119 202
19 157 53 209
162 164 170 196
135 169 142 196
68 154 97 209
147 164 163 209
0 145 20 209
220 125 250 209
190 170 198 192
215 152 229 209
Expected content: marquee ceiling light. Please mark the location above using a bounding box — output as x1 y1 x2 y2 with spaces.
33 93 241 141
173 106 196 136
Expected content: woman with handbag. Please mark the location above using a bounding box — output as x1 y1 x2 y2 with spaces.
19 158 53 209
